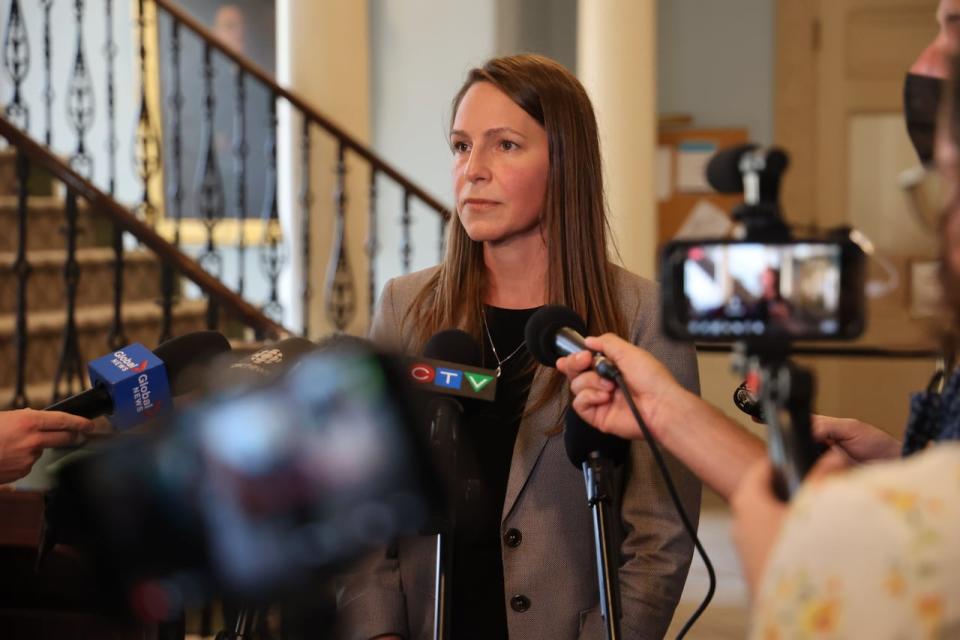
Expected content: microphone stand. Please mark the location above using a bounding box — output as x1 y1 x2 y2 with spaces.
582 451 622 640
428 398 462 640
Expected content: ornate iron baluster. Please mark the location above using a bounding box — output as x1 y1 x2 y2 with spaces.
3 0 30 130
41 0 54 145
104 0 127 350
234 67 248 298
325 142 356 332
134 0 160 228
67 0 94 179
401 191 412 274
160 19 185 343
52 190 85 402
299 118 312 336
365 168 378 317
196 43 225 330
259 93 283 324
9 151 31 409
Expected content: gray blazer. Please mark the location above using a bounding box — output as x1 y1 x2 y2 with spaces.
338 265 701 640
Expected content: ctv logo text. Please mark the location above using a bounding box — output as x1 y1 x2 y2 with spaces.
408 363 494 394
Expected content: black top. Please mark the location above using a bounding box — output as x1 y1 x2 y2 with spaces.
451 305 540 640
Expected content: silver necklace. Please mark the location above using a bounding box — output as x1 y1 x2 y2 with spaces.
481 310 526 378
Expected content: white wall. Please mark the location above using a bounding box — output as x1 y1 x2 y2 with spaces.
368 0 497 290
657 0 775 145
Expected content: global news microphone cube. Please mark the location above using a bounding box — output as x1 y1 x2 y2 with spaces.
87 343 171 431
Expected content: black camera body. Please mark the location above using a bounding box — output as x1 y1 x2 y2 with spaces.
660 143 867 346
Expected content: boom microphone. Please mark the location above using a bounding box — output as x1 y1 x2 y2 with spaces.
45 331 232 430
524 305 620 380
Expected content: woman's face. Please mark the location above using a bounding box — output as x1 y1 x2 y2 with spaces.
450 81 549 246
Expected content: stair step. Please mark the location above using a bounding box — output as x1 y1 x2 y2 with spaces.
0 196 108 252
0 150 14 197
0 248 163 314
0 149 58 198
0 299 209 390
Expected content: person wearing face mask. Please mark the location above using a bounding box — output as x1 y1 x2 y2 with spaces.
337 54 701 640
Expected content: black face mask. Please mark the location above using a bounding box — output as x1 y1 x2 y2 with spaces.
904 73 944 165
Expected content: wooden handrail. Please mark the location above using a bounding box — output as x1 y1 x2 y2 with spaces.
0 115 289 340
154 0 452 221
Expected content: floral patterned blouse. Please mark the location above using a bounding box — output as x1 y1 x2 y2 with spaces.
750 442 960 639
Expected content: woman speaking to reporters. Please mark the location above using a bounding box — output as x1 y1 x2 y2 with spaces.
338 54 701 640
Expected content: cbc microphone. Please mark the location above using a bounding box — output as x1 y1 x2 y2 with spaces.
45 331 232 431
525 305 620 380
216 336 317 388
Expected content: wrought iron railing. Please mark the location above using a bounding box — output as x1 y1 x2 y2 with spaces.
0 0 451 407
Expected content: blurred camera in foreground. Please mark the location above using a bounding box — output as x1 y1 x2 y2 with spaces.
56 343 440 622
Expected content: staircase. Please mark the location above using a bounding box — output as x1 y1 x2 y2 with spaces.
0 149 207 407
0 0 450 409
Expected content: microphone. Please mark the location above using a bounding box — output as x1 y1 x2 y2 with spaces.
406 330 498 403
525 305 620 380
216 336 318 387
45 331 232 430
526 305 625 636
705 144 789 194
564 408 629 470
419 329 486 640
420 329 485 444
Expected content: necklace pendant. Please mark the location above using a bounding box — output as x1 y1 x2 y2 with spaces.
495 365 502 378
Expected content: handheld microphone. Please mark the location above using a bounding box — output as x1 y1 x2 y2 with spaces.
525 305 620 380
45 331 232 430
525 306 625 636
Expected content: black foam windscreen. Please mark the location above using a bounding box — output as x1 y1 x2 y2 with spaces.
524 305 588 367
563 407 630 468
423 329 483 366
705 143 757 193
155 330 232 396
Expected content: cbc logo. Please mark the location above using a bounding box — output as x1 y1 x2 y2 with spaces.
251 348 283 365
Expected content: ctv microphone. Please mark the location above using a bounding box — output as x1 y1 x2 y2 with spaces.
45 331 232 430
418 329 487 640
525 305 620 380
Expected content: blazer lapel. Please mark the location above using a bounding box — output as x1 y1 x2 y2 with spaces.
501 367 563 521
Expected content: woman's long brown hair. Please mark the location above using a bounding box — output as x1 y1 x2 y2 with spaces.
406 54 629 417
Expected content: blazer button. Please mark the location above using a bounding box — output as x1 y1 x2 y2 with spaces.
503 528 522 548
510 595 531 613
